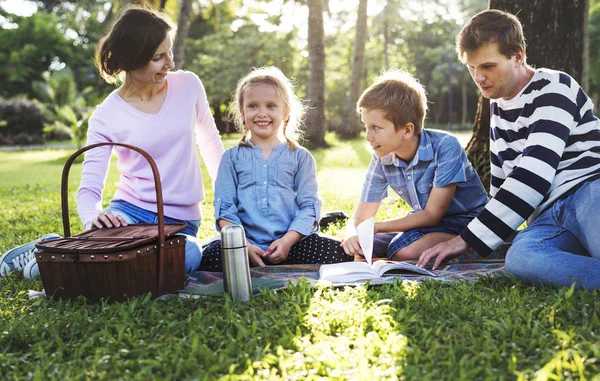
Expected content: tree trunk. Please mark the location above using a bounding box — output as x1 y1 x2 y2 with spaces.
489 0 589 88
461 71 468 126
465 94 491 191
159 0 167 11
383 0 390 70
304 0 327 149
173 0 193 70
339 0 368 139
466 0 590 193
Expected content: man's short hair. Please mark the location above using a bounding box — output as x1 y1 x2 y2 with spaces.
357 69 428 134
456 9 526 63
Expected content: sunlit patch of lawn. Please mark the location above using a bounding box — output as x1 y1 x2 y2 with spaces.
1 134 599 380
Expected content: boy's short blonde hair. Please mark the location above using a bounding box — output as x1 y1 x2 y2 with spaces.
357 69 428 134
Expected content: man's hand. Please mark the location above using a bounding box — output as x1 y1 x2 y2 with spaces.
247 243 266 267
340 234 363 256
417 235 469 270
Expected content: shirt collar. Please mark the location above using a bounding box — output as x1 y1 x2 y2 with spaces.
379 130 434 168
247 140 289 151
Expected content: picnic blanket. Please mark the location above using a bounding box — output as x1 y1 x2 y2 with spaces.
179 259 507 297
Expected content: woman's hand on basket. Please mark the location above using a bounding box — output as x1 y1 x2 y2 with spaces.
92 211 128 229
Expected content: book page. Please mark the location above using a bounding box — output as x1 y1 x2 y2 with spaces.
319 261 381 282
373 260 437 277
357 217 374 265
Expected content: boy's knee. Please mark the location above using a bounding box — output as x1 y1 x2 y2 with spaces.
390 247 420 261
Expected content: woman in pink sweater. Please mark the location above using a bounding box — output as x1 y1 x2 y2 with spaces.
2 5 223 279
76 5 224 272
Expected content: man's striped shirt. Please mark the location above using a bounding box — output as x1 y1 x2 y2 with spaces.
460 69 600 256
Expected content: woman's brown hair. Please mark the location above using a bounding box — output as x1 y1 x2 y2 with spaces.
95 4 173 84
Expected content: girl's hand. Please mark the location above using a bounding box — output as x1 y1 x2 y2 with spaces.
247 243 266 267
340 234 363 256
263 237 293 264
92 211 128 229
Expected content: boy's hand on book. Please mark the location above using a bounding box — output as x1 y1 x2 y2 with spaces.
340 234 363 256
417 236 469 270
247 243 266 267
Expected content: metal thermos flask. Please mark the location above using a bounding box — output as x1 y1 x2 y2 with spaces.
220 225 252 302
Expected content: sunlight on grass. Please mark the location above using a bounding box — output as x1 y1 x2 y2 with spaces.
237 286 408 379
317 141 372 168
400 280 421 300
527 348 588 381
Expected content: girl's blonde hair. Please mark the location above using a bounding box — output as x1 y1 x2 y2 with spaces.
228 66 305 149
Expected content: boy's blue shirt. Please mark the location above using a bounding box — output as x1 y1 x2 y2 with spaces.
214 141 321 251
360 129 488 217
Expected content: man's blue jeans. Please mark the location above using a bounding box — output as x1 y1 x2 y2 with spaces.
104 199 202 273
506 178 600 289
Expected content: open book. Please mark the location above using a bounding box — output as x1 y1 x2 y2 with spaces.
319 260 437 283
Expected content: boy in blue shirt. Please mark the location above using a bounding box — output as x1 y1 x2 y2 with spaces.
341 69 488 261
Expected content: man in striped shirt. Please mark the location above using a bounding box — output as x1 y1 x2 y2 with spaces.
417 9 600 289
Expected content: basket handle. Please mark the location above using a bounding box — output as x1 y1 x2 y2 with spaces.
60 143 166 257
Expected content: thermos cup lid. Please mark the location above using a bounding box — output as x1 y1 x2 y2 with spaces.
221 224 246 248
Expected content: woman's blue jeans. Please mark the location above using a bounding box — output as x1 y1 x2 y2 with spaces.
104 199 202 273
506 178 600 289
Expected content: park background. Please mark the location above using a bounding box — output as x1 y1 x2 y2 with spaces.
1 0 599 380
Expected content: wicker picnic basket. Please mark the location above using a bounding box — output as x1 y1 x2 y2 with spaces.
35 142 187 302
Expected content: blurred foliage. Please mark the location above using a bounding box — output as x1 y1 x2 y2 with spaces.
32 69 92 148
4 0 599 143
0 99 46 145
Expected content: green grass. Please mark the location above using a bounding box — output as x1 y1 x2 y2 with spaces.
1 132 599 380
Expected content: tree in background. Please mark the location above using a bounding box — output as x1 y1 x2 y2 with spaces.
184 1 298 134
465 0 590 192
173 0 193 70
339 0 368 139
5 0 598 153
588 0 600 109
304 0 327 148
0 10 72 98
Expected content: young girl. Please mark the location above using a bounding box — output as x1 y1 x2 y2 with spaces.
199 67 350 270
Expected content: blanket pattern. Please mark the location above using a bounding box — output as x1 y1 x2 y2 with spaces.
182 260 507 295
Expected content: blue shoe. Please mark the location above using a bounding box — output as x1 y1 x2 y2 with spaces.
0 234 61 277
23 257 40 279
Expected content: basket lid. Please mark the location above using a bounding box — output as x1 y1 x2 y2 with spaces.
35 223 187 254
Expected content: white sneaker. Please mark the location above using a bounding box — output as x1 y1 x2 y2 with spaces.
0 234 61 277
23 257 40 279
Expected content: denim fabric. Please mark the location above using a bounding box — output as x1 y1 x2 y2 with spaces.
505 178 600 289
213 142 321 251
360 129 487 215
104 199 202 272
372 213 477 259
